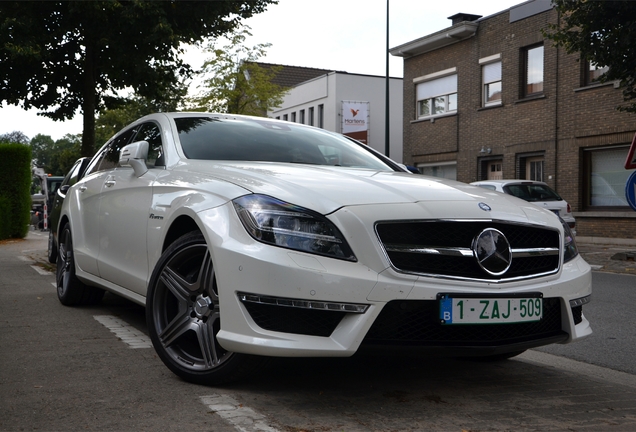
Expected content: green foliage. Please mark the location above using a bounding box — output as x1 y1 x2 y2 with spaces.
190 26 289 116
543 0 636 113
0 142 32 239
0 131 29 144
0 0 277 156
30 133 81 176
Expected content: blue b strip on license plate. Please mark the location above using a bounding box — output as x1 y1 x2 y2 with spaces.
439 297 543 324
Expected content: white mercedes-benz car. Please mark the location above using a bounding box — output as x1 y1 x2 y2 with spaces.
55 113 592 385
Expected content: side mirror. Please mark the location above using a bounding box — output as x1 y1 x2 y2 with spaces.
120 140 149 177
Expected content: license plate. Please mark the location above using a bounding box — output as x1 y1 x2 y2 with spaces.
439 296 542 324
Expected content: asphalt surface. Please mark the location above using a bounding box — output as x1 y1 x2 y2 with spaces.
2 229 636 431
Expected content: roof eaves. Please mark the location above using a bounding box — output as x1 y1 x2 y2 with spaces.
389 21 479 58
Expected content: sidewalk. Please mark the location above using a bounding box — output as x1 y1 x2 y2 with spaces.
577 240 636 275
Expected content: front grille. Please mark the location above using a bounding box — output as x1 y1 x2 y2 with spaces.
376 220 560 281
363 298 564 347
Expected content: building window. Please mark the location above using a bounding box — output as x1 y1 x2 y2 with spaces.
526 157 544 181
583 61 609 86
584 147 633 208
522 44 544 97
291 112 296 122
299 109 305 124
482 61 502 106
417 162 457 180
318 104 324 128
283 114 288 121
416 74 457 119
517 153 545 182
308 107 314 126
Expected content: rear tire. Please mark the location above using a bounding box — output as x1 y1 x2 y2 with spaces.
146 231 263 386
56 223 104 306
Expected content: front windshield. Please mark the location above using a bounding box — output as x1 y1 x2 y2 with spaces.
174 116 394 171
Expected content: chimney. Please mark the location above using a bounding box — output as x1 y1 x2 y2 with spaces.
447 13 482 25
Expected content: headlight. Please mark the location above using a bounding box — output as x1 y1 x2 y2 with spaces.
233 194 356 261
561 217 579 263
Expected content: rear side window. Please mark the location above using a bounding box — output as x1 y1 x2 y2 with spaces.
504 184 562 202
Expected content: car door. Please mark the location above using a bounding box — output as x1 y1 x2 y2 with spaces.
71 128 138 276
96 121 163 295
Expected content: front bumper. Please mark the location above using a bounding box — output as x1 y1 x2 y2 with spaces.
200 203 592 358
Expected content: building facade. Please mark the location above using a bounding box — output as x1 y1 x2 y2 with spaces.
391 0 636 243
267 68 404 162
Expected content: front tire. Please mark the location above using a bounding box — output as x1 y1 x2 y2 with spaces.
146 231 262 386
56 223 104 306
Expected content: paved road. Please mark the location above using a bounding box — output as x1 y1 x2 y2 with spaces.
537 271 636 375
2 231 636 431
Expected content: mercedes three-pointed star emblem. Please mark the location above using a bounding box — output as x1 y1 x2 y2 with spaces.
472 228 512 276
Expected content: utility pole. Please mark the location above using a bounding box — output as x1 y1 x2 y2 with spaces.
385 0 390 157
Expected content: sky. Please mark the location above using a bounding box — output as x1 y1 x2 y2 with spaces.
0 0 526 141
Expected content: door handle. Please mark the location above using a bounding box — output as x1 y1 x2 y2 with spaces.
104 180 116 187
79 185 87 192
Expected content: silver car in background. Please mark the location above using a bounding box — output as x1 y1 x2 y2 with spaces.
471 180 576 234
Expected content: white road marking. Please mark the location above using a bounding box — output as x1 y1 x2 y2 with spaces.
30 265 53 275
200 394 279 432
93 315 152 349
16 255 32 262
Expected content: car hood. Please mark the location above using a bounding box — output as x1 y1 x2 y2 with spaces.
179 161 558 225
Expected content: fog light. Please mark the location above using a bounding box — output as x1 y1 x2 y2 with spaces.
569 295 591 308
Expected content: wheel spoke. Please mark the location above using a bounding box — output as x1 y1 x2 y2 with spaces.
158 311 195 348
159 266 194 302
199 251 215 297
196 313 221 367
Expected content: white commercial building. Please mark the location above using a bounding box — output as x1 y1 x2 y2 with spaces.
267 70 403 163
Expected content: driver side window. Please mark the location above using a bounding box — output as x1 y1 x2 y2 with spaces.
84 127 138 176
132 122 164 167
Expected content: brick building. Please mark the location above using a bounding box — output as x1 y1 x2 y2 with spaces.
390 0 636 243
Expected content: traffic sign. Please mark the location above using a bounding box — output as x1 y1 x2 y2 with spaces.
626 132 636 170
626 170 636 211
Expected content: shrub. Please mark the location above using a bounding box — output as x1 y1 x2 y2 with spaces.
0 141 32 240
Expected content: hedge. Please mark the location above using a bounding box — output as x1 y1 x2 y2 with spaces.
0 142 32 240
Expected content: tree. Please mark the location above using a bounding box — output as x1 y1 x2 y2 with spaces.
30 133 81 176
190 27 289 116
0 131 29 145
30 134 56 168
0 0 277 157
543 0 636 113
